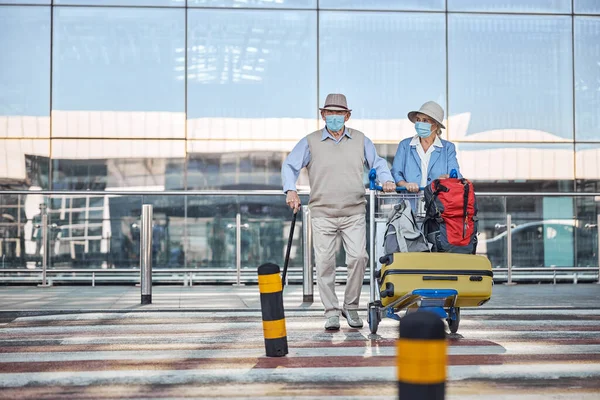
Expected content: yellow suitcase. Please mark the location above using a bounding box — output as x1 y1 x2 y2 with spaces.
378 252 493 308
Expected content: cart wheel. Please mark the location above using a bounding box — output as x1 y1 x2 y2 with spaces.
447 307 460 334
368 305 380 334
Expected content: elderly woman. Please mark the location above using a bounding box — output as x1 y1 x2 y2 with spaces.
391 101 461 192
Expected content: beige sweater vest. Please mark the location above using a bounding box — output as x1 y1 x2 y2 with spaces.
306 128 366 218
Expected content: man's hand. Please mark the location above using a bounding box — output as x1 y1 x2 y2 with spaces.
285 190 301 213
405 182 420 192
382 181 396 193
438 174 450 179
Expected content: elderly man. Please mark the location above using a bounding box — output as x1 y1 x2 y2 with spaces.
282 93 395 331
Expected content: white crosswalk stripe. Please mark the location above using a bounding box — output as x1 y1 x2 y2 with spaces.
0 309 599 399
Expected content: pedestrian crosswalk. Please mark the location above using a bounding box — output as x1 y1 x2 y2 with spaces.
0 309 599 399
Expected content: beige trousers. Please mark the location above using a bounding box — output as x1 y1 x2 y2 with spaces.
311 213 369 318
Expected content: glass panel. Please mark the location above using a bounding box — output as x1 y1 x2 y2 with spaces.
575 0 600 14
51 139 186 190
187 142 289 189
0 193 31 269
575 17 600 141
0 139 50 189
476 196 507 269
376 142 576 191
187 9 317 141
186 195 236 270
55 0 184 5
184 193 304 283
188 0 316 8
448 15 573 142
140 195 185 269
202 217 235 270
456 143 575 191
240 195 297 271
319 0 444 11
0 6 50 138
576 144 600 189
505 196 577 269
448 0 570 13
574 197 599 270
47 194 105 269
52 7 185 138
101 195 143 269
320 12 445 140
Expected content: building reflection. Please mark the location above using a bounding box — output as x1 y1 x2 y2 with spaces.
0 121 598 271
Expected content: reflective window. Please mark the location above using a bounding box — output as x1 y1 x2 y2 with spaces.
52 7 185 138
51 139 185 190
319 0 444 11
473 195 507 268
0 1 49 4
185 195 301 271
54 0 183 5
320 11 445 139
188 0 316 8
448 0 570 13
138 195 186 268
187 9 317 140
0 139 50 189
573 197 599 268
187 140 289 189
0 6 50 138
575 0 600 14
456 143 574 190
575 17 600 141
42 194 145 269
375 142 575 191
576 144 600 182
501 197 577 268
448 15 573 142
1 192 46 269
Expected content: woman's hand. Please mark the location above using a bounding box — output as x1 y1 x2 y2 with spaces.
405 182 420 192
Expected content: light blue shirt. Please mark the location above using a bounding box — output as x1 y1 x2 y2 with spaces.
282 128 394 193
391 136 462 187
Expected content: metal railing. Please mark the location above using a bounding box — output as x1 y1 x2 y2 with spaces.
302 205 314 303
0 189 599 296
140 204 153 304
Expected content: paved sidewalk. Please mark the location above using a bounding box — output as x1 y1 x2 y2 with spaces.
0 283 598 313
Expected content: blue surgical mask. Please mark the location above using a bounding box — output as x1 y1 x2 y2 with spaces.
415 121 433 138
325 115 345 132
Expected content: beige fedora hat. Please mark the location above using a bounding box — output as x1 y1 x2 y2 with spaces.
407 101 446 129
319 93 352 112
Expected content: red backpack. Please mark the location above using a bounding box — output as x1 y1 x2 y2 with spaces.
422 177 478 254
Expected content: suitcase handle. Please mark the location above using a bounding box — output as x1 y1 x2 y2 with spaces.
422 276 458 281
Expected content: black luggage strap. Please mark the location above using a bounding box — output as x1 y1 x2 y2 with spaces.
462 179 470 239
425 180 449 217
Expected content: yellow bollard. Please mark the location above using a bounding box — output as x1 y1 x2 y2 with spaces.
397 311 447 399
257 263 288 357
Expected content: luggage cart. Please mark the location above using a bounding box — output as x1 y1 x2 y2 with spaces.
367 169 461 335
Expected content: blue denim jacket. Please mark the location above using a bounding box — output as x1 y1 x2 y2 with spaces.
391 136 462 186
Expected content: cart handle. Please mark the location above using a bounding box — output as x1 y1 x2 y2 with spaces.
368 169 425 192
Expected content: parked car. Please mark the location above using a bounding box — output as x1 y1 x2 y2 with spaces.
482 220 597 268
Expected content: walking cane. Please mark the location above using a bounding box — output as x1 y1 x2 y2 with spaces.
281 210 297 287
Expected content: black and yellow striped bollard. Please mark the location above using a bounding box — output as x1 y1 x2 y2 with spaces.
397 311 447 399
257 263 288 357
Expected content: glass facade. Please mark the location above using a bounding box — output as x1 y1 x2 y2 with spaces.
0 2 599 278
447 0 571 14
